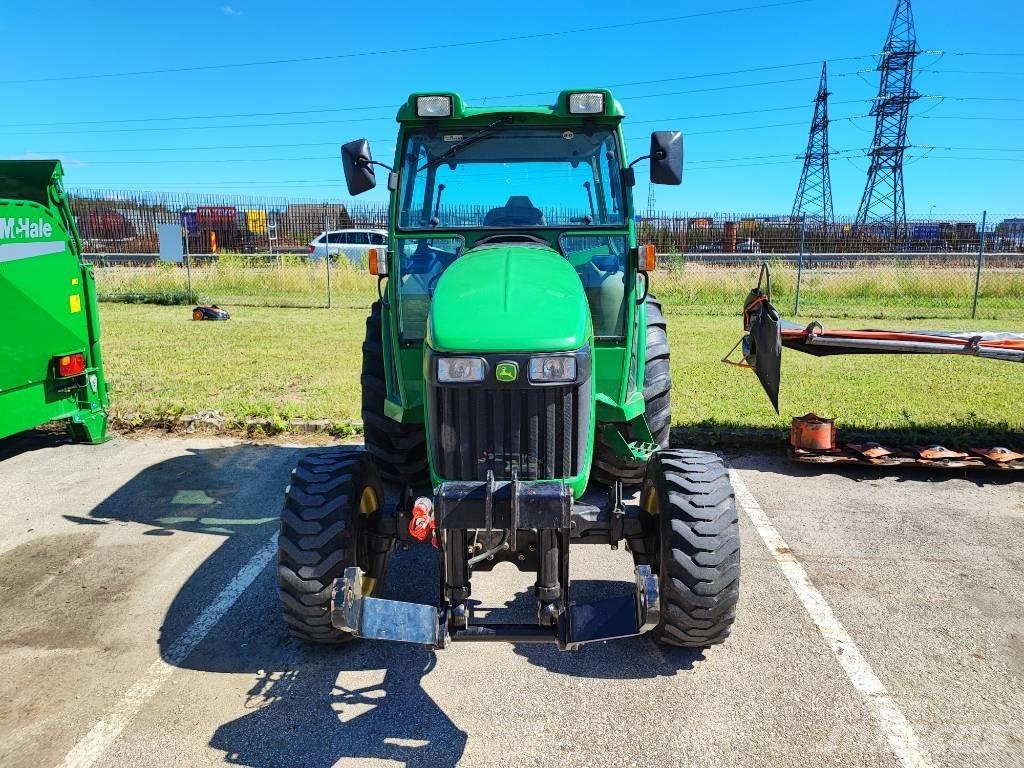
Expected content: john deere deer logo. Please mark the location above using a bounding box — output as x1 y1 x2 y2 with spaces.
495 362 518 383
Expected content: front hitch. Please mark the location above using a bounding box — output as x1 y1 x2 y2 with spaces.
328 478 661 650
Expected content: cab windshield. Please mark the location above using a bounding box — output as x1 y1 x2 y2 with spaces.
397 127 625 230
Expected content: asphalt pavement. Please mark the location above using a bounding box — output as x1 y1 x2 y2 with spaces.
0 433 1021 767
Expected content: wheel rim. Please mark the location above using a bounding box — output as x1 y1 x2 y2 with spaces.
640 485 658 516
358 484 380 595
358 485 379 516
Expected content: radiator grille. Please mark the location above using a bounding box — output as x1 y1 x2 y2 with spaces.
431 382 589 481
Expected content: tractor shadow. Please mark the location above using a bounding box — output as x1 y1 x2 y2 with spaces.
70 442 466 768
464 568 706 678
498 580 707 678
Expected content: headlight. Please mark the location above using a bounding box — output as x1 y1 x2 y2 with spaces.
416 95 453 118
529 355 577 383
567 92 605 115
437 357 485 383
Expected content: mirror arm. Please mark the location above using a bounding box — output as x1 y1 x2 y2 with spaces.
358 157 394 173
356 156 398 191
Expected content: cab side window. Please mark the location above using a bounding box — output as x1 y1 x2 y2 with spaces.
397 237 465 341
559 235 628 339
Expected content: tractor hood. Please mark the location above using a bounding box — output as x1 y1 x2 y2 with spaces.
427 244 590 353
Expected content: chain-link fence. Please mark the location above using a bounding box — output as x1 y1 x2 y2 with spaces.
72 190 1023 319
645 212 1023 320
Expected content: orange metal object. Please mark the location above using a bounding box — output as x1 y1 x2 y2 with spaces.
408 497 436 546
790 413 836 451
847 442 894 460
910 445 969 460
969 446 1024 463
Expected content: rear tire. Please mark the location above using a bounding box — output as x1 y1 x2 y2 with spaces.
278 448 388 643
642 449 740 647
361 302 430 485
592 295 671 486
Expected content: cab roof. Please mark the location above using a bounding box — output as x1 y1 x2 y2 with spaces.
395 89 625 123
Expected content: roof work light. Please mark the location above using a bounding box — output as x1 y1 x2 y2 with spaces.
567 92 605 115
416 95 453 118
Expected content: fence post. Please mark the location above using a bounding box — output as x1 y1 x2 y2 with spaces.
183 223 194 302
324 214 333 309
971 210 987 319
794 215 806 315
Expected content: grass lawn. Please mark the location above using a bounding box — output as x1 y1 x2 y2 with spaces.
99 302 1023 444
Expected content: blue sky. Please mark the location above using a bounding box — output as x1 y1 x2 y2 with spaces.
2 0 1022 216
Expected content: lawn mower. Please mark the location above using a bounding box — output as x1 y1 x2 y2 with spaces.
278 91 740 650
192 304 230 321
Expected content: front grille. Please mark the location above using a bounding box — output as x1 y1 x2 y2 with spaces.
430 381 590 481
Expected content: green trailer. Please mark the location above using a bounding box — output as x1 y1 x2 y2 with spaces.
0 160 109 444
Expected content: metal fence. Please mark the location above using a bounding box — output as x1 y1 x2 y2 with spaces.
70 190 1023 320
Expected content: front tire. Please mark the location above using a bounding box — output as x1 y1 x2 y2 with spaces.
278 448 388 643
641 449 740 647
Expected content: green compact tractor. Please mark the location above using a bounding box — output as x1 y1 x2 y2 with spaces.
278 91 739 650
0 161 109 444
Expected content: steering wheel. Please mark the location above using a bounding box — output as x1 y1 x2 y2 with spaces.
565 247 604 268
474 233 551 247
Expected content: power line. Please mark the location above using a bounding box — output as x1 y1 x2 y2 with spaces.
478 56 875 100
919 69 1024 76
3 71 1015 137
70 151 1024 190
24 110 1019 159
918 114 1024 121
0 76 881 136
55 144 1021 167
0 0 812 85
0 59 877 130
2 56 880 128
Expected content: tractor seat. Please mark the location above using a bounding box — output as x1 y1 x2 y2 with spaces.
482 196 546 227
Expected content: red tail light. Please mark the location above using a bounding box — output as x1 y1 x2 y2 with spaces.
56 353 87 378
309 244 315 254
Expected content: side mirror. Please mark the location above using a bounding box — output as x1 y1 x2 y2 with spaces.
649 131 683 185
341 139 377 196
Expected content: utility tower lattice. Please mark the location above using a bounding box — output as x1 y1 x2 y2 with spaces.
856 0 921 230
647 182 656 214
791 62 834 225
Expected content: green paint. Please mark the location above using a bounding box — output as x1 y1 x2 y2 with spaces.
362 90 659 497
427 247 590 353
0 160 109 443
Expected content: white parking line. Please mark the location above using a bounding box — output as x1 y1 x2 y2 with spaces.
57 533 279 768
729 468 935 768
